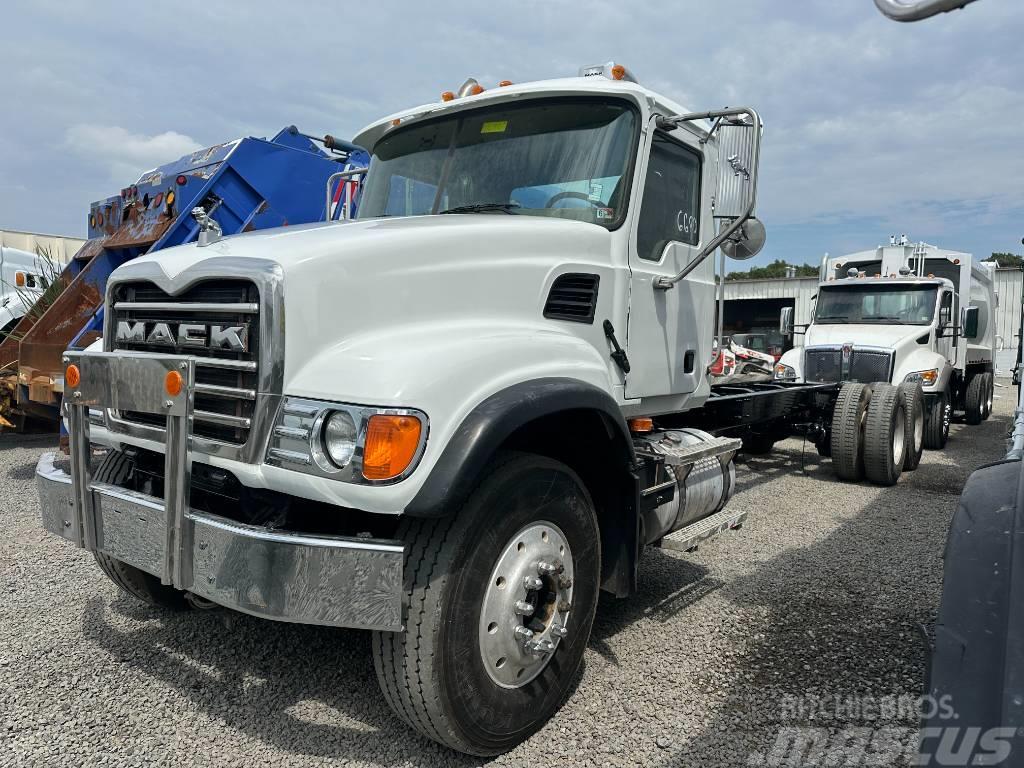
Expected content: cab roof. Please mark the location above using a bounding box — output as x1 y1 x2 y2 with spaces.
352 75 694 153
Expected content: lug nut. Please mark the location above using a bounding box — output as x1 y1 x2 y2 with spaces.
559 575 573 589
537 560 564 576
523 575 543 590
513 600 535 616
514 626 534 642
526 639 555 656
551 624 568 639
558 601 572 612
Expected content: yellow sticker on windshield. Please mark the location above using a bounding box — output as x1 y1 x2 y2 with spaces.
481 120 508 134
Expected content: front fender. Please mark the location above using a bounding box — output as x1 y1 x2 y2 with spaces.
894 349 951 392
285 320 624 507
778 347 803 380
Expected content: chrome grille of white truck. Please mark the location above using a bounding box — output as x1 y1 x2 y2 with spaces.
109 280 259 445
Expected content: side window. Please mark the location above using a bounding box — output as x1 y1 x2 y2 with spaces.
939 292 953 326
636 133 701 261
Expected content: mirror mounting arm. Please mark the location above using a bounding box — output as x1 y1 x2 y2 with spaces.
654 107 762 291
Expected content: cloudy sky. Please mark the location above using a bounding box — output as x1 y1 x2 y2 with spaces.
2 0 1021 267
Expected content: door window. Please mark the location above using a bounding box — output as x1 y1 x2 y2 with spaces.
939 291 953 327
636 133 701 261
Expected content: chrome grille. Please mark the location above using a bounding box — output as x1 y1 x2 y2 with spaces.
109 280 259 445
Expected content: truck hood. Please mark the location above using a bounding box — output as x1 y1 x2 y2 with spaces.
114 215 618 400
127 215 611 280
804 323 931 350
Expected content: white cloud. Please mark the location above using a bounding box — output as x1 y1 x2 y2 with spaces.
63 124 203 182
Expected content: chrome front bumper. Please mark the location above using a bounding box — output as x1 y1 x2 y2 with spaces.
38 349 404 632
37 452 404 630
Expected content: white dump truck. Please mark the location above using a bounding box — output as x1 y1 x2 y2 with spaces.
0 246 49 337
776 240 997 454
35 64 921 755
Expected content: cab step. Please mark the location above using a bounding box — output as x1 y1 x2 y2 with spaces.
658 507 748 553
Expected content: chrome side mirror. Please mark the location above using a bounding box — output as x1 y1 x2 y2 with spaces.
721 217 766 261
780 307 794 335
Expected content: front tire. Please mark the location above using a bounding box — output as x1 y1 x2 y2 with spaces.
372 453 600 756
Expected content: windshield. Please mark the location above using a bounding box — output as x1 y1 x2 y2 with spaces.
815 284 938 325
357 98 638 228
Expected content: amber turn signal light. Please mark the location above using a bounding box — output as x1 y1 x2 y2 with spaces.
164 370 184 397
628 417 654 433
65 364 81 389
362 414 422 481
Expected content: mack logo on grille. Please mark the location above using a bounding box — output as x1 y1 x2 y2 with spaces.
116 320 249 353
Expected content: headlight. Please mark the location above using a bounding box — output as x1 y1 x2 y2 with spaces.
322 411 357 468
267 398 428 484
775 363 797 381
904 369 938 385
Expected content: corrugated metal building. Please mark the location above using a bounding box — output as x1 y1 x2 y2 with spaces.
724 268 1024 351
0 229 85 265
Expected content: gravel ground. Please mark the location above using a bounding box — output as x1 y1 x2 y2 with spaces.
1 383 1016 767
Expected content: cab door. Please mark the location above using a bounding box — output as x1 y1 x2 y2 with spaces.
624 123 713 399
936 289 957 368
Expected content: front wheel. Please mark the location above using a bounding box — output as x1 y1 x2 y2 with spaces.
372 453 600 756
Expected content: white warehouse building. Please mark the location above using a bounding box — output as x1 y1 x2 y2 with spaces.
723 269 1024 365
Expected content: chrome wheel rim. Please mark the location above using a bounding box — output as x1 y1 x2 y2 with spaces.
892 409 906 466
478 521 574 689
913 408 924 452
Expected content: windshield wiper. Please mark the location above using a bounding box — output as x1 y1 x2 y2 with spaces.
816 315 850 323
438 202 521 215
862 315 907 323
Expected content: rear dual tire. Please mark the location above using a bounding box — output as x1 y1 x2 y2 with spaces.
898 382 925 471
965 374 987 425
831 383 872 482
831 382 919 485
863 383 906 487
923 390 950 450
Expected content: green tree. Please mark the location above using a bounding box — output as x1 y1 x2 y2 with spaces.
726 260 819 281
991 252 1024 268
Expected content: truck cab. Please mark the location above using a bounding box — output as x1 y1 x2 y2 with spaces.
776 241 997 448
0 246 49 338
36 64 781 756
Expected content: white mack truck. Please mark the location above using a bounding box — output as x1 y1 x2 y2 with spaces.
776 241 997 456
35 64 917 755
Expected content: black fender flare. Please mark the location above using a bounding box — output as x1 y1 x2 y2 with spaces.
405 377 636 518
